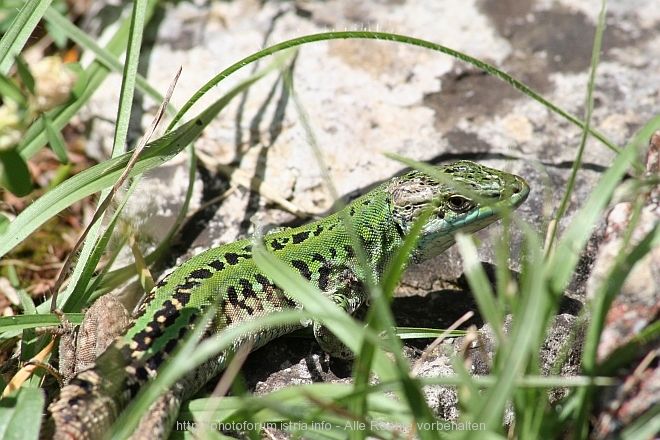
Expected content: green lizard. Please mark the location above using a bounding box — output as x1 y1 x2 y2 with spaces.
47 160 529 440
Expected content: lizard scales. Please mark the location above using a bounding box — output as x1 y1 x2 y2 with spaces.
48 160 529 439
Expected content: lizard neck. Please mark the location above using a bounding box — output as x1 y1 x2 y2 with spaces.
339 187 404 283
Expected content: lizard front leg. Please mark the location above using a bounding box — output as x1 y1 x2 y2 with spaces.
313 268 368 360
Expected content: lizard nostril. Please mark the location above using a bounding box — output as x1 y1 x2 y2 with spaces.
512 180 523 194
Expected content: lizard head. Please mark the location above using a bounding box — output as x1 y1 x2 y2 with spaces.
388 160 529 263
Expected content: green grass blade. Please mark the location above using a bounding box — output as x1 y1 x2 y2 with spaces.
546 115 660 296
456 225 546 434
168 31 618 155
42 114 68 163
110 0 147 157
0 0 52 74
454 233 504 344
0 53 286 259
59 178 140 312
13 55 34 94
42 7 166 107
252 238 442 440
619 404 660 440
599 319 660 376
16 0 160 160
393 328 466 339
109 307 309 440
545 0 610 250
0 73 26 104
0 148 32 196
0 313 84 334
0 125 188 258
0 387 43 440
61 0 151 314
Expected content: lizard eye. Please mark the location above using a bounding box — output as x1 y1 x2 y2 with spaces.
447 195 473 213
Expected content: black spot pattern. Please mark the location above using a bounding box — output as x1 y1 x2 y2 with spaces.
153 305 179 328
132 332 153 352
329 247 337 259
291 260 312 280
154 272 173 290
147 352 164 373
318 264 331 291
344 245 355 258
190 268 213 279
227 286 239 305
132 300 179 351
254 273 272 288
177 279 201 291
270 239 285 251
72 378 94 392
239 278 258 298
208 260 225 271
227 286 254 314
164 336 179 356
313 225 324 236
224 252 251 265
133 367 149 384
312 253 330 290
173 291 192 307
292 231 310 244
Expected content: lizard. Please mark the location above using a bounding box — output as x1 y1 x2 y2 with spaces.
46 160 529 440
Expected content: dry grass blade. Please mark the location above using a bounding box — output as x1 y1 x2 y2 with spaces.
411 311 475 377
2 339 57 396
49 67 182 312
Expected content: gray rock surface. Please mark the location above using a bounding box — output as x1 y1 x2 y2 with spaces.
589 133 660 439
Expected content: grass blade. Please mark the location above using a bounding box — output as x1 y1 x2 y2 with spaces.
0 0 52 74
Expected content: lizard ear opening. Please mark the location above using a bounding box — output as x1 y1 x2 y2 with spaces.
393 219 405 237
